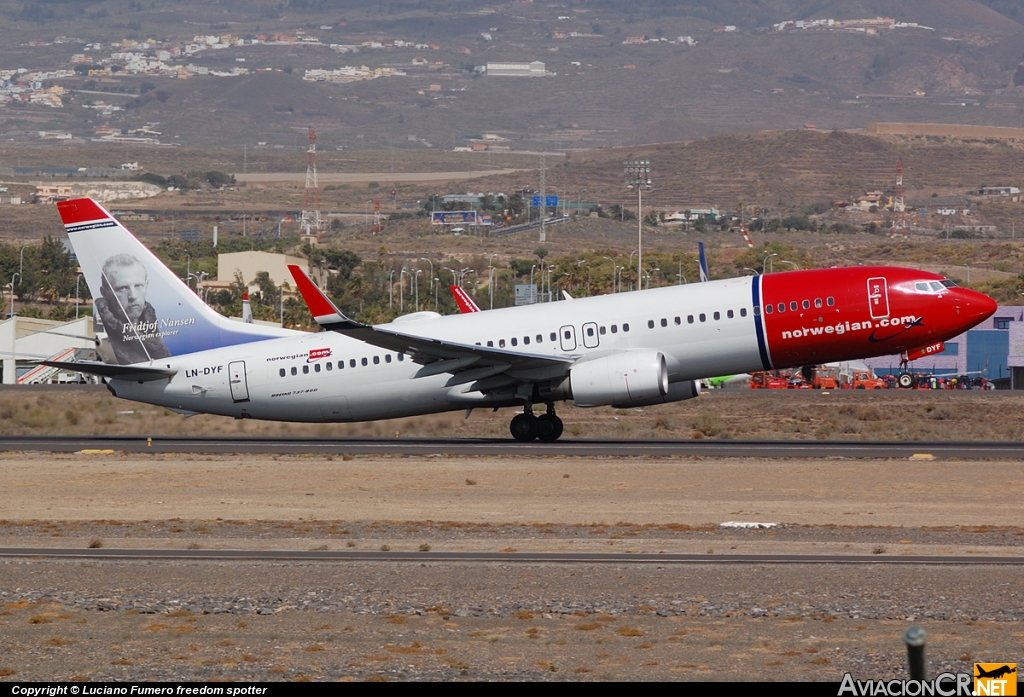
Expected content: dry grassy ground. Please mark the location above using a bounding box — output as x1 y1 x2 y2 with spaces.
4 384 1024 442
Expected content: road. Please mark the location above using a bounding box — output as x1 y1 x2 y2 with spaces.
1 547 1022 565
2 435 1023 459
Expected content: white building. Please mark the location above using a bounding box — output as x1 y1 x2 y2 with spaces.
1 316 96 385
485 61 547 77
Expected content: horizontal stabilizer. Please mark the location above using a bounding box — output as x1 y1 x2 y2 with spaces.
41 360 176 383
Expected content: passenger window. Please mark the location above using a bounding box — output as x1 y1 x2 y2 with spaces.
687 315 694 323
802 300 810 310
397 353 404 362
727 309 734 319
536 334 543 343
611 325 618 334
660 318 667 327
741 308 748 317
373 356 380 365
790 301 798 311
550 332 557 341
326 362 332 371
499 339 506 348
814 298 822 308
350 359 356 368
586 327 594 337
699 313 706 322
765 305 772 314
385 354 392 363
302 365 309 374
487 341 493 347
827 297 835 306
648 320 655 329
314 363 321 372
778 303 785 313
599 326 606 335
623 323 630 332
338 361 344 369
361 357 368 366
279 368 286 377
291 367 297 375
524 336 530 345
674 317 681 325
564 330 571 339
713 311 720 320
511 338 518 346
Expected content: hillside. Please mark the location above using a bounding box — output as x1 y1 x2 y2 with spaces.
0 0 1022 150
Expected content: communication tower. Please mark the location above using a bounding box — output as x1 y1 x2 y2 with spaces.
891 157 907 239
300 126 323 236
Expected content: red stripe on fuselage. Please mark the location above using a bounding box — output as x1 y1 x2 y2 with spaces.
760 267 996 368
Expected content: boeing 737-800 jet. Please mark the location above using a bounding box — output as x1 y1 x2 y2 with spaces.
48 198 996 442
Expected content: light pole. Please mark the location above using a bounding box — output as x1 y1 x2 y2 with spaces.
189 271 208 296
488 264 496 310
400 267 408 313
75 273 82 319
628 250 637 291
762 253 777 275
420 258 434 309
433 277 439 309
18 245 28 284
443 266 458 288
388 269 395 309
414 269 422 311
185 253 191 288
624 159 651 291
779 260 799 271
9 273 19 317
742 267 759 276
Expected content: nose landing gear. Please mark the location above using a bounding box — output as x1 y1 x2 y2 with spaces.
509 404 564 442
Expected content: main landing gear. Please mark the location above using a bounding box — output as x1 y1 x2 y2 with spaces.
510 404 564 442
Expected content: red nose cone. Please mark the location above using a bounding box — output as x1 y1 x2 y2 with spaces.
964 289 997 325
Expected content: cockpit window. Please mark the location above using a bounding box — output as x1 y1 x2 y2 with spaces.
929 282 944 292
941 279 958 288
915 281 950 294
915 282 931 292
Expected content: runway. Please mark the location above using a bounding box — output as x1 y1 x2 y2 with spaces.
2 547 1022 565
2 435 1023 458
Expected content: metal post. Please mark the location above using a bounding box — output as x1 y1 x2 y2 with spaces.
624 160 651 292
75 274 82 320
903 627 926 680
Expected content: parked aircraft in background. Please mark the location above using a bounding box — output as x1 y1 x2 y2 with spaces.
47 198 997 442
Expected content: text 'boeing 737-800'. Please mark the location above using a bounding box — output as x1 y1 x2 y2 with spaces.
46 198 997 442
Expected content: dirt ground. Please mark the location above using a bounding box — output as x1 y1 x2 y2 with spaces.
2 389 1024 682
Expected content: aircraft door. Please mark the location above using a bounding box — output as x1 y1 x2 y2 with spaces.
867 277 890 319
559 325 577 351
582 321 600 349
228 360 250 402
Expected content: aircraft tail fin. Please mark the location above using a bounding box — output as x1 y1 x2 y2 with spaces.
450 285 481 313
57 198 291 365
698 241 709 282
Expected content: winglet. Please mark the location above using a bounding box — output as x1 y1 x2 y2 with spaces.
450 285 481 313
287 264 361 329
698 241 709 283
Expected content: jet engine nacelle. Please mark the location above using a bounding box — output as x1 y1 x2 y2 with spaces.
568 350 669 407
610 379 700 409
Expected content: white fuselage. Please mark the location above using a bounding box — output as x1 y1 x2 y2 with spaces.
111 278 761 422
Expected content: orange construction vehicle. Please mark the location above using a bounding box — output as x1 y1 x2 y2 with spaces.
811 367 839 389
846 370 886 389
749 371 789 389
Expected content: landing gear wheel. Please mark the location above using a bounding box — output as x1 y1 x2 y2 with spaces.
510 413 539 442
897 372 914 389
536 413 564 442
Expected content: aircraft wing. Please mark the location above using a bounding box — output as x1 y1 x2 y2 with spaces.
288 265 573 380
41 360 177 382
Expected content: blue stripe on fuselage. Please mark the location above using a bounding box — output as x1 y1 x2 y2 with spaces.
751 276 772 370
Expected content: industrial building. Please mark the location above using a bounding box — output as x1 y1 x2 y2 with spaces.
0 315 97 385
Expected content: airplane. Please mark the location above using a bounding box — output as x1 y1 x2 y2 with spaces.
46 197 997 442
